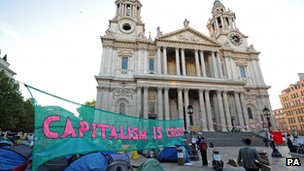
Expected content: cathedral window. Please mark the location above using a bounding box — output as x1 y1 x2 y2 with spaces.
239 66 246 79
126 4 131 16
119 103 126 114
149 58 155 73
247 107 253 119
121 57 128 70
217 17 222 28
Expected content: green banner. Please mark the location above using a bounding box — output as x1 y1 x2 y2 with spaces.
25 84 184 170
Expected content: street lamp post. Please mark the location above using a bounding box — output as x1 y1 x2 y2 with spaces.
187 105 194 127
262 106 282 158
187 104 199 160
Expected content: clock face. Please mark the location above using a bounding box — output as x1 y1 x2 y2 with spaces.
229 33 242 46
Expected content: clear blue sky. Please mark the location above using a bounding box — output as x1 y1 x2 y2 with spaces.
1 0 304 109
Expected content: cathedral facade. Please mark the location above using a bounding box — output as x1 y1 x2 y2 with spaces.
95 0 274 132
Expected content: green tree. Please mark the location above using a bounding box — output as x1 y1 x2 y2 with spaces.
18 98 34 133
84 99 96 108
0 70 24 131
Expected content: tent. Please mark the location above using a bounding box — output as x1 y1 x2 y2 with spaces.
0 148 27 170
64 152 109 171
64 152 131 171
156 146 190 163
137 158 164 171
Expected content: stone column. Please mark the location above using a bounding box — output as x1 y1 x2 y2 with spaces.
184 89 190 129
223 90 232 131
217 90 227 131
234 91 245 131
181 48 186 76
195 50 201 77
205 90 215 131
157 47 161 74
164 87 170 120
256 59 266 84
199 89 208 131
200 51 207 77
175 48 181 75
163 47 168 75
96 86 103 109
212 51 219 78
157 87 163 120
143 86 149 119
103 86 110 110
178 88 184 119
224 57 232 79
216 52 223 78
136 86 142 117
240 92 250 131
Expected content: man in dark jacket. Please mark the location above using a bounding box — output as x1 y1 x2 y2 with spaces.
237 138 269 171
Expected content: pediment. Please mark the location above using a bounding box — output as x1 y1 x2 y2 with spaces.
157 27 220 46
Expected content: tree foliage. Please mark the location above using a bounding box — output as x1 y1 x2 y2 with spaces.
0 70 34 132
84 99 96 108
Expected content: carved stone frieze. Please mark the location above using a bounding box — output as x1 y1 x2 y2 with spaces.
113 88 134 97
245 94 257 102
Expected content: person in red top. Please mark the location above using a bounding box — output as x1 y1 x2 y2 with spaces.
200 137 208 166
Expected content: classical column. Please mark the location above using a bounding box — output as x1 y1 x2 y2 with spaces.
96 86 103 109
175 48 181 75
136 86 142 117
184 89 190 129
205 90 215 131
199 89 208 131
223 90 232 131
256 59 266 84
252 59 261 84
200 51 207 77
143 86 149 119
157 87 163 120
195 50 201 77
164 88 170 120
216 52 223 78
181 48 186 76
234 91 245 131
216 90 227 131
212 51 219 78
224 57 232 79
178 88 183 119
103 86 110 110
240 92 250 131
163 47 168 75
157 47 161 74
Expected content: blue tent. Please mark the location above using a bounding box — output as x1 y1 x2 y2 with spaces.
0 148 27 170
157 146 190 163
64 152 109 171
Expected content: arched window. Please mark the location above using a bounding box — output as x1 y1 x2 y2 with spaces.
247 107 253 119
119 103 126 114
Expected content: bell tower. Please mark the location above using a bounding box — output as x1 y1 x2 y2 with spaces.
207 0 249 49
104 0 146 40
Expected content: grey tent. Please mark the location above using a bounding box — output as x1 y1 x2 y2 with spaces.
137 159 164 171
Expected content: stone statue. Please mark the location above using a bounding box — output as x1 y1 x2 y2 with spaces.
156 26 162 36
184 18 189 28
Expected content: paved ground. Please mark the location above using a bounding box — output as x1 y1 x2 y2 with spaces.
131 146 304 171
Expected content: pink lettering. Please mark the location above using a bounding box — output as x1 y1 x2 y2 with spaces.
139 129 147 140
43 115 60 139
78 121 89 138
108 125 118 139
97 124 109 139
61 118 76 138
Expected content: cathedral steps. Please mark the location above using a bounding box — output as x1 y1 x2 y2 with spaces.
199 132 265 147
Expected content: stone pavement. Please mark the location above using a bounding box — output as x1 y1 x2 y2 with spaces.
131 146 304 171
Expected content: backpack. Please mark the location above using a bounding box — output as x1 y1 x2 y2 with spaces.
200 142 208 151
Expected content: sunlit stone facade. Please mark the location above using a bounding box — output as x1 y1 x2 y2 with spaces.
95 0 274 132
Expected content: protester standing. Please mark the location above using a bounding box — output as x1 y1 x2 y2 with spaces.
237 138 269 171
199 137 208 166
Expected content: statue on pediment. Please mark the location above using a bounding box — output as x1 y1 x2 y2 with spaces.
184 18 189 28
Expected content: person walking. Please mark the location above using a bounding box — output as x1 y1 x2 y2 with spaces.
237 138 269 171
199 137 208 166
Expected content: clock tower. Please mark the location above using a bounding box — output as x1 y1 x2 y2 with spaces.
207 0 249 50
